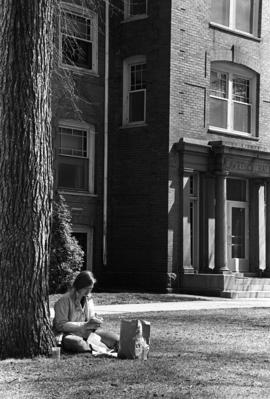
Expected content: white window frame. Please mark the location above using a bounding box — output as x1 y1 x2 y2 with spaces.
59 2 98 74
72 226 94 270
210 0 260 38
209 62 257 136
57 120 95 194
123 55 147 127
124 0 148 21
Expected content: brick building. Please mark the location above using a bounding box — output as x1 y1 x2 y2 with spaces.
54 0 270 296
52 0 106 272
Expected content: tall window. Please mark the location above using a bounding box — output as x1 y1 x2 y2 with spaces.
124 0 148 19
56 122 95 192
123 56 147 126
189 174 199 268
60 4 98 72
183 173 200 270
210 62 257 135
211 0 260 36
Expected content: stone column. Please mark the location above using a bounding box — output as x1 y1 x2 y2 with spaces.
214 172 230 273
249 180 264 275
264 180 270 276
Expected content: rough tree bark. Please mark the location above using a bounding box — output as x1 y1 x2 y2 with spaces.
0 0 55 358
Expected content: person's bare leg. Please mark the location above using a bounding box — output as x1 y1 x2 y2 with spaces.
95 329 119 350
62 334 91 353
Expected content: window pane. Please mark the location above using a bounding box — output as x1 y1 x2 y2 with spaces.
129 90 145 122
210 97 227 128
210 71 227 98
231 207 245 258
227 179 246 201
190 202 194 265
233 78 250 103
235 0 253 33
59 127 87 157
211 0 230 26
190 175 194 195
62 36 92 69
233 102 251 133
62 12 92 41
130 63 146 90
130 0 147 16
58 157 88 190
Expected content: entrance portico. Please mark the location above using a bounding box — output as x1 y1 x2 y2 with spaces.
178 138 270 296
210 140 270 276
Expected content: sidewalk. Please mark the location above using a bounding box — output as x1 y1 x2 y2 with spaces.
49 296 270 318
95 296 270 315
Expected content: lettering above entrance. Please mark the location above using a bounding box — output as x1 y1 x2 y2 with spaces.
223 156 270 177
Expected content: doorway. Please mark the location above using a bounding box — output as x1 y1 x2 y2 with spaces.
226 178 249 272
72 227 93 271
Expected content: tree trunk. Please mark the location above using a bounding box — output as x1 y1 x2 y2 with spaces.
0 0 55 358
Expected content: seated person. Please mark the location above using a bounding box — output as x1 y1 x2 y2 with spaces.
53 270 119 353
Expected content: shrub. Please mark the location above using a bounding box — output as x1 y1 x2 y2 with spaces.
49 191 84 294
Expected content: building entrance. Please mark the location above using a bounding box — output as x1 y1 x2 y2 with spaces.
226 178 249 273
227 202 249 272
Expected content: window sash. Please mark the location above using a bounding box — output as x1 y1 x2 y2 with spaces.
233 77 250 103
58 156 89 191
127 0 147 17
57 126 90 191
58 127 88 158
129 63 146 90
128 89 146 123
210 71 228 99
235 0 254 34
211 0 230 27
210 97 228 129
60 7 97 71
61 12 92 41
210 70 253 133
211 0 259 36
62 35 93 69
233 101 251 133
124 59 147 125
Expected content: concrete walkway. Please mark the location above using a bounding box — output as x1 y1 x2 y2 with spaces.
49 295 270 318
95 296 270 315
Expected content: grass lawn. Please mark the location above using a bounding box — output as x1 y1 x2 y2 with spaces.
1 307 270 398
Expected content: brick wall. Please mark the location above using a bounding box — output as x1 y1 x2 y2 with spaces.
52 1 106 273
105 0 172 289
169 0 270 148
52 0 270 289
168 0 270 279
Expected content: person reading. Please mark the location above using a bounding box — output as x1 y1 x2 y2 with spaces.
53 271 119 353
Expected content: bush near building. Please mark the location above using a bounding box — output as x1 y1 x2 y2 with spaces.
49 191 84 294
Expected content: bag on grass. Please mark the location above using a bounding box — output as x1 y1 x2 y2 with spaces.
118 319 150 360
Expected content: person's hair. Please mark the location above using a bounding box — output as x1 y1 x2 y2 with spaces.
72 271 96 291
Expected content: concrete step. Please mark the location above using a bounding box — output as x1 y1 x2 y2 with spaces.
233 284 270 291
221 291 270 299
234 282 270 286
235 277 270 284
233 278 270 291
